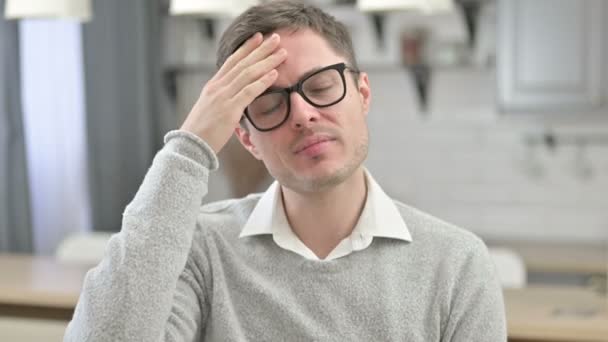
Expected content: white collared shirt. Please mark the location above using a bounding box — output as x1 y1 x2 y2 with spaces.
239 169 412 261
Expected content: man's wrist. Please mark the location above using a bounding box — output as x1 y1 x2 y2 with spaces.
164 130 220 171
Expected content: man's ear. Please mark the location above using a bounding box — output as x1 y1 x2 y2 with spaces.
358 72 371 116
235 126 262 160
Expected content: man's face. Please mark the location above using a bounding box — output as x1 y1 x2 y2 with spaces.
235 28 371 193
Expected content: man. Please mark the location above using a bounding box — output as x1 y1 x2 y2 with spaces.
65 1 506 341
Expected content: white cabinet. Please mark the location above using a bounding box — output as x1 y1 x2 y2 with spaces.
498 0 606 113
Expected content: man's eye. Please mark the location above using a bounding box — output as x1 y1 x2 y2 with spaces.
261 103 282 115
307 85 332 94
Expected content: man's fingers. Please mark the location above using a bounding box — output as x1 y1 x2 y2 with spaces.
216 32 263 79
227 48 286 98
237 33 281 70
232 69 278 110
220 33 281 85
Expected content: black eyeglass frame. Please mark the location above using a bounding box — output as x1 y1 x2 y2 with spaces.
244 62 360 132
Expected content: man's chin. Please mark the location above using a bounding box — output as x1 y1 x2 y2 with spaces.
284 163 357 193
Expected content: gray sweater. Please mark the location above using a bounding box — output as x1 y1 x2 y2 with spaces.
64 131 507 342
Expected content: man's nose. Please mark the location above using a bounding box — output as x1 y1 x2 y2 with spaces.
288 92 320 130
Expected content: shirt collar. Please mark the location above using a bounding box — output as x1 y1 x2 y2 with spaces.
239 169 412 243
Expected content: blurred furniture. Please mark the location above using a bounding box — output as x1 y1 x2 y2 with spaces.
0 231 108 342
219 135 272 198
489 247 527 288
501 241 607 276
55 231 113 264
498 0 606 115
506 286 608 342
0 317 67 342
488 240 607 291
0 253 89 320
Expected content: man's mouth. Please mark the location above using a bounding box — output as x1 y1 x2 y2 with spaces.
293 136 336 154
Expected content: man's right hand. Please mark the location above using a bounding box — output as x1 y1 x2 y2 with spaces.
180 32 287 154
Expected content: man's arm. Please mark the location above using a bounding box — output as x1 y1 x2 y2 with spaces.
441 238 508 342
63 132 216 342
64 32 287 342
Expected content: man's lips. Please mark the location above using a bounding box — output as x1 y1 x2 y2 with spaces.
293 136 336 154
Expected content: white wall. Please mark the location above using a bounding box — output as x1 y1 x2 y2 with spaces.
365 68 608 244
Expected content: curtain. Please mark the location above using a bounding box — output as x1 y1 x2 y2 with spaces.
0 0 33 253
19 19 91 254
83 0 165 232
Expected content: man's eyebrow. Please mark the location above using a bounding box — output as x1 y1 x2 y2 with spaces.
265 65 326 92
298 65 325 81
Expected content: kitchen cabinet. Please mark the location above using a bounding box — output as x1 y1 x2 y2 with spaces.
498 0 606 114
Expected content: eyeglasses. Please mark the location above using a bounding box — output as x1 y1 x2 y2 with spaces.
244 62 359 132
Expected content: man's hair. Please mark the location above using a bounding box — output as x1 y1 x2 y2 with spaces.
216 0 359 70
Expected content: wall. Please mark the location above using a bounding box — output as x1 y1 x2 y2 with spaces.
365 68 608 244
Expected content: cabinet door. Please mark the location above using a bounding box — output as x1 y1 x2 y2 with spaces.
498 0 604 113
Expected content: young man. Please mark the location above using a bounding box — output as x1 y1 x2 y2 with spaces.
65 1 506 341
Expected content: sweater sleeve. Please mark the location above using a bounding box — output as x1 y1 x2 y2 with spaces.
63 130 219 342
441 238 508 342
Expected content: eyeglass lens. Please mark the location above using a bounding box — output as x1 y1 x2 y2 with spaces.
246 67 344 130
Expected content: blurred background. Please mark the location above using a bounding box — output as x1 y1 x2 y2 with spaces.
0 0 607 341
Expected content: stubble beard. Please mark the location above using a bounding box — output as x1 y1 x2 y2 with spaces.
277 132 369 194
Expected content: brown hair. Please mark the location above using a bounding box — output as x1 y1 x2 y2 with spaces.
216 0 359 70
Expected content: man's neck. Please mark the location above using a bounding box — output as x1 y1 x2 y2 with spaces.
280 168 368 259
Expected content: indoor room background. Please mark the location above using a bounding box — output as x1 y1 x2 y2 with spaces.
1 0 607 341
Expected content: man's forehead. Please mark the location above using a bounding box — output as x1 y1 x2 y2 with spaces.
271 27 331 53
262 27 299 39
268 29 346 85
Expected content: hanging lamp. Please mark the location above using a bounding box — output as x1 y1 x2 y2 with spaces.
357 0 453 13
170 0 258 17
4 0 92 21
